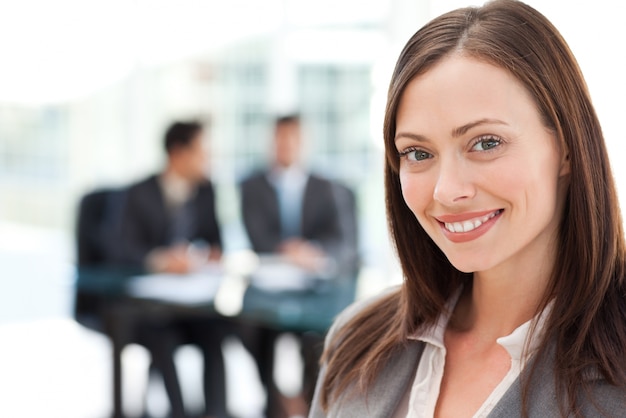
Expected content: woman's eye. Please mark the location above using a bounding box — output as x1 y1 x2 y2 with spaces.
400 148 432 161
471 136 501 151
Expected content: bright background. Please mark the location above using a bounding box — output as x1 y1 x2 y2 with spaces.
0 1 624 417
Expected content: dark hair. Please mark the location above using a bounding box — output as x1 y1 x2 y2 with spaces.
319 0 626 416
164 121 203 154
275 113 300 127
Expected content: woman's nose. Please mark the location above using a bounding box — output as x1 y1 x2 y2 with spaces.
433 159 476 205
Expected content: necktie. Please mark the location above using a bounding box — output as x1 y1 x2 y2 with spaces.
170 199 196 243
276 176 301 238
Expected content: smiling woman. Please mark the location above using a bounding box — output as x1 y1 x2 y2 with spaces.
308 1 626 417
395 56 569 274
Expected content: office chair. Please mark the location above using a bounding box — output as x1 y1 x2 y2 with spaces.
74 187 126 332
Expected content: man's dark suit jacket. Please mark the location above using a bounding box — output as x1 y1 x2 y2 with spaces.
104 174 226 417
114 174 222 267
240 170 345 258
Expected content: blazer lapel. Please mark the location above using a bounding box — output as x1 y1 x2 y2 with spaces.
262 173 282 231
490 352 626 416
488 348 560 417
329 341 424 417
145 176 171 244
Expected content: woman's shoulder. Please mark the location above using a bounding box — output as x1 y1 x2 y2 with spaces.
579 364 626 413
326 284 402 341
583 379 626 415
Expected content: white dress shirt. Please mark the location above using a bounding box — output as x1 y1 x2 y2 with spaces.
399 289 551 418
268 165 308 238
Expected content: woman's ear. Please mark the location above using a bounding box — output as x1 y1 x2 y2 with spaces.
559 152 570 176
558 140 570 177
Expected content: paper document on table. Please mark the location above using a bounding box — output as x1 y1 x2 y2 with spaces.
127 270 223 304
250 262 313 292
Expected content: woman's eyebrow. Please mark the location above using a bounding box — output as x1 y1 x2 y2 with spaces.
451 118 508 138
394 132 428 144
395 118 508 144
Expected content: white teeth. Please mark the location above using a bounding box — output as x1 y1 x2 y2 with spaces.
444 211 499 233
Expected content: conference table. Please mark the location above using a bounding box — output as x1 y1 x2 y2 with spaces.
74 253 357 418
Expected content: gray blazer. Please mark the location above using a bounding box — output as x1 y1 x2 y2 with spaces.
309 290 626 417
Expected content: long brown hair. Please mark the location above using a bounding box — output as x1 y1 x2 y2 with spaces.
319 0 626 415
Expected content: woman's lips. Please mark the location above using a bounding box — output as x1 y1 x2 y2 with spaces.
436 209 503 243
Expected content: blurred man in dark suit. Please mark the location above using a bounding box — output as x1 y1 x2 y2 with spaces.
115 120 227 418
239 114 359 417
117 121 222 271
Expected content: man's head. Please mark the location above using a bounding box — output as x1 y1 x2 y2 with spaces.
164 120 208 182
273 114 302 168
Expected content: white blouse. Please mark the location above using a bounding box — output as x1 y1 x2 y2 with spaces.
400 291 550 418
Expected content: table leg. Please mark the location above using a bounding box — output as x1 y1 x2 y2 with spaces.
106 303 132 418
112 330 123 418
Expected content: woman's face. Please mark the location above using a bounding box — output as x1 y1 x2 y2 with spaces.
395 55 569 275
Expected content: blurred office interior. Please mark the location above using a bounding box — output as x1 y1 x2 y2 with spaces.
0 0 624 417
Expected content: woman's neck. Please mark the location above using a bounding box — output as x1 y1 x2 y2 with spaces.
450 264 550 340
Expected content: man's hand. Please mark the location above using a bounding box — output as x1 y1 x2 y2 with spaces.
146 244 193 274
279 239 328 272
